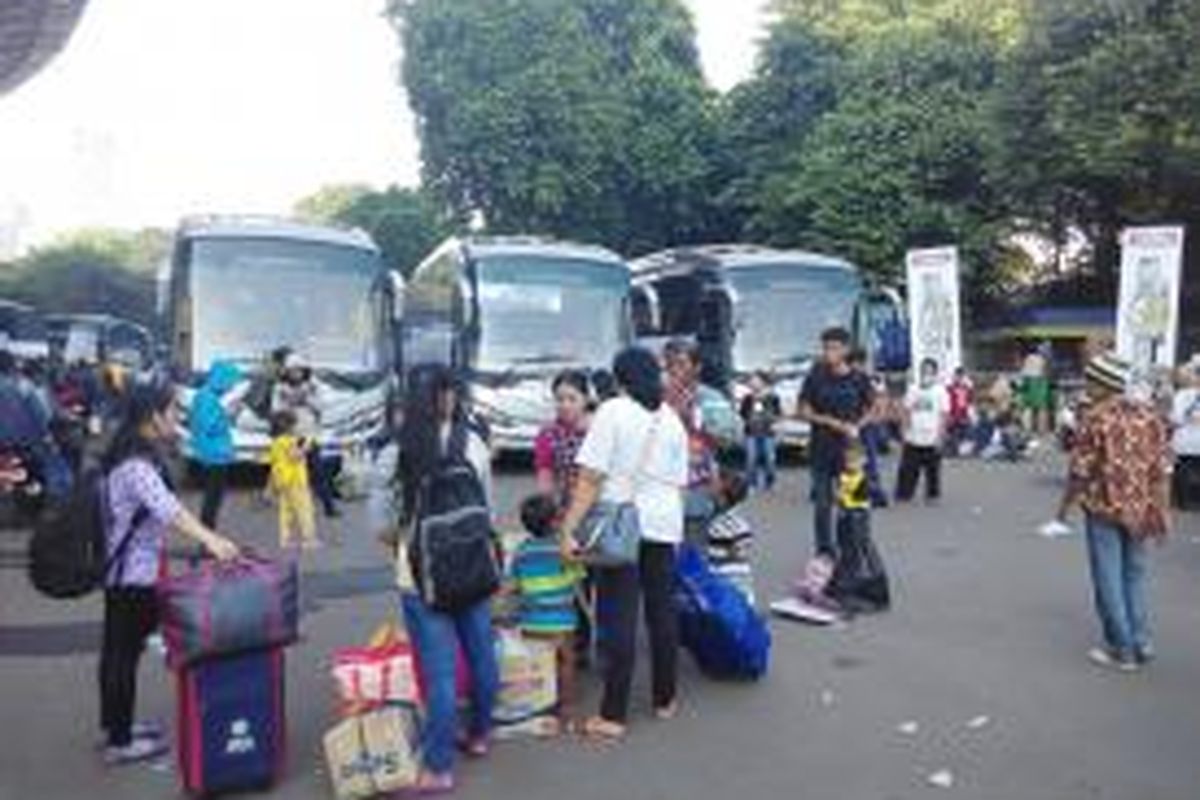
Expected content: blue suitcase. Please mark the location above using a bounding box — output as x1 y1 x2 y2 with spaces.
177 649 286 796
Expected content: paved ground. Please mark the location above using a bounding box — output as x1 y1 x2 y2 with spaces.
2 451 1199 800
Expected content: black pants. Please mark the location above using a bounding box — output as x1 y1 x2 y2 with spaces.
198 463 228 529
596 541 678 724
306 449 338 516
99 588 159 747
896 444 941 501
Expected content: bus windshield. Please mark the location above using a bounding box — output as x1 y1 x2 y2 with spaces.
729 264 862 373
475 256 628 373
189 237 383 373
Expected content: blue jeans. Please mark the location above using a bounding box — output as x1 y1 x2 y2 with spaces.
810 463 838 559
744 435 777 490
400 593 498 775
1084 515 1151 660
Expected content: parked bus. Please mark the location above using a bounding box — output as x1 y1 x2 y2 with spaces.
402 236 632 450
45 313 155 371
164 215 396 462
0 299 49 360
630 245 905 445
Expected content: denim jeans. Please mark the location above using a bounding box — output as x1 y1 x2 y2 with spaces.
810 463 838 559
1084 515 1151 661
744 435 777 491
400 593 498 775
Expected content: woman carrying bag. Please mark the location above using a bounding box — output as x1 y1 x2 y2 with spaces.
559 348 689 742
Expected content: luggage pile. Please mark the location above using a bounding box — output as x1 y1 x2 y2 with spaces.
158 555 300 796
675 545 771 681
491 629 560 739
324 623 421 799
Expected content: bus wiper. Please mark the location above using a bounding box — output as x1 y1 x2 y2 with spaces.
507 353 579 366
770 354 814 367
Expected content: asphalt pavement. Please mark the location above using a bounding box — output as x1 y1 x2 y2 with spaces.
2 451 1199 800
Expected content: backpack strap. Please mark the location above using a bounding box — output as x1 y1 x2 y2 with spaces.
104 505 149 586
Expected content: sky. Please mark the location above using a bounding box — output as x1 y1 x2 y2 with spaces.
0 0 770 253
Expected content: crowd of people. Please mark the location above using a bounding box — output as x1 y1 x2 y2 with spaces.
6 326 1195 793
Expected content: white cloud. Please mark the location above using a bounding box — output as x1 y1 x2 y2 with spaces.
0 0 766 249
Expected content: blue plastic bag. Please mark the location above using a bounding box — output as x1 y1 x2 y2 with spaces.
675 545 770 681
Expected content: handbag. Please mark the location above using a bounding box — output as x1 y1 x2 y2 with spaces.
573 410 663 566
332 623 418 716
159 553 299 668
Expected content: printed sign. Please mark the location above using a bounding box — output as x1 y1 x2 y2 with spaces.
1116 226 1185 369
905 247 963 378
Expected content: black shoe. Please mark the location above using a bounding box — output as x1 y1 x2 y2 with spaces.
325 506 342 519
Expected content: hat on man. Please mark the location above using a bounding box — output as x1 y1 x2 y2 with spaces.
1084 352 1129 394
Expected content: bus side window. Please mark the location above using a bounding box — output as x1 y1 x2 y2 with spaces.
653 276 700 337
631 286 657 337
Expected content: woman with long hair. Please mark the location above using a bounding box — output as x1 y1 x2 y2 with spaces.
534 370 591 509
98 383 239 766
391 364 498 794
559 347 689 742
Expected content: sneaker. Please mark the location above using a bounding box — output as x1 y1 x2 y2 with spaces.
96 721 164 750
1136 644 1157 665
1088 647 1140 673
1038 520 1075 539
104 735 168 766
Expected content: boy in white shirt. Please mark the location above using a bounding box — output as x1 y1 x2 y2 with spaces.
896 358 949 503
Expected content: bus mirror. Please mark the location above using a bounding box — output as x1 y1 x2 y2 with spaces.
389 272 406 321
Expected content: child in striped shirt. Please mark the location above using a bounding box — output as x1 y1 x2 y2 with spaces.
512 494 582 730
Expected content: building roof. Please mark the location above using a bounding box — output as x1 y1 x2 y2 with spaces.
0 0 89 96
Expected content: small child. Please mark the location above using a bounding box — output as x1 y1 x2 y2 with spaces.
896 357 947 503
739 372 781 492
512 494 582 731
829 442 889 613
267 410 318 550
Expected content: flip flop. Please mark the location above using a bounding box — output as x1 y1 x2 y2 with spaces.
579 716 626 743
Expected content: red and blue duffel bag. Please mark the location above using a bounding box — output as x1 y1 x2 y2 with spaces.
177 648 287 796
159 554 299 667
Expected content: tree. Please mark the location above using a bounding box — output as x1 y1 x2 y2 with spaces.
730 12 1008 283
390 0 726 254
0 231 164 327
294 184 453 275
990 0 1200 293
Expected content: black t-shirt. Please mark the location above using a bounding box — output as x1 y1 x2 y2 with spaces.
799 364 873 470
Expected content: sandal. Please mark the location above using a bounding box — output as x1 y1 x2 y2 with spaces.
579 715 626 743
654 701 680 721
404 771 455 796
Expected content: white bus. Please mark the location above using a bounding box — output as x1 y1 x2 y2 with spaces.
164 216 396 461
402 236 632 450
631 245 904 445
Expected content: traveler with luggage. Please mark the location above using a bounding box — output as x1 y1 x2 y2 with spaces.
559 347 690 742
189 359 244 529
98 383 240 765
391 365 500 794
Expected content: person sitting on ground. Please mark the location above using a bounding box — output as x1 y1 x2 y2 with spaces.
267 410 318 550
946 367 976 454
705 469 757 606
896 358 948 504
512 493 583 732
827 441 890 613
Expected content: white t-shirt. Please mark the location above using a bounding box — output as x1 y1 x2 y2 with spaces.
1172 388 1200 457
904 382 948 447
576 396 689 545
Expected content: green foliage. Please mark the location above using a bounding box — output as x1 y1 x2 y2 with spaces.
294 184 453 275
0 229 166 327
391 0 728 255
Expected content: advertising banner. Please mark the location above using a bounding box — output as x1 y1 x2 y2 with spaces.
1116 226 1185 369
906 246 962 378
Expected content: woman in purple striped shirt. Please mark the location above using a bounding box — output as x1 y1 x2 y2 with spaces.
98 383 239 766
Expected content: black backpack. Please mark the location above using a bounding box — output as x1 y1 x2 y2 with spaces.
407 427 500 614
28 464 145 599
